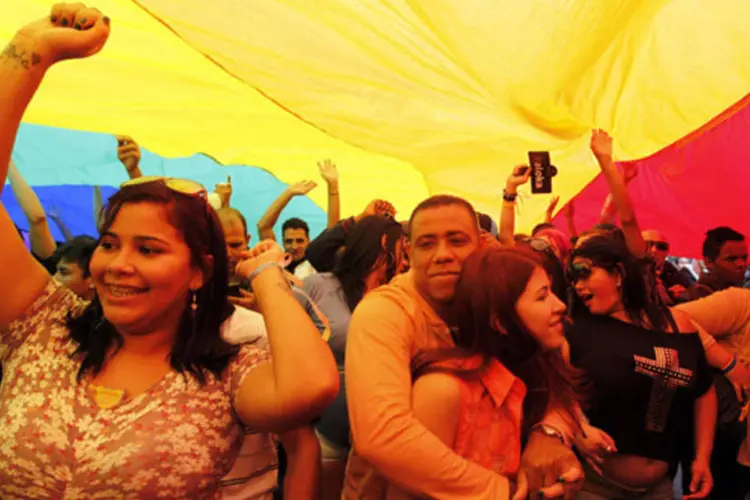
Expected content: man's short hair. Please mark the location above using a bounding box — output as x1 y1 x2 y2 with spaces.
703 226 745 261
408 195 478 239
282 217 310 237
56 235 98 277
217 207 248 235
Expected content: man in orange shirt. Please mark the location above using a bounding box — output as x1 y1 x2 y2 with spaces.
345 195 583 499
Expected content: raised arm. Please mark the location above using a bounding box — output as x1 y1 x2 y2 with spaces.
345 295 512 499
498 165 531 247
7 159 57 258
590 130 646 258
257 180 317 241
116 135 142 179
48 206 73 242
0 4 110 326
544 196 560 224
317 159 340 229
213 176 233 209
93 185 104 230
234 241 338 432
304 199 395 272
599 164 637 226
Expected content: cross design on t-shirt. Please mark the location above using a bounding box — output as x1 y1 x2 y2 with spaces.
633 347 693 432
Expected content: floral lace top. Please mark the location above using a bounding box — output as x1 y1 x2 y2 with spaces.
0 280 269 499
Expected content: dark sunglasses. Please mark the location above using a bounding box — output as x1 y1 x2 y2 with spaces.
646 240 669 252
566 261 593 283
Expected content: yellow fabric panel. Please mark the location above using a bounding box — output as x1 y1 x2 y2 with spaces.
6 1 428 220
137 0 750 228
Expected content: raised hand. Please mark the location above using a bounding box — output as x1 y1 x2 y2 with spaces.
14 3 110 66
235 240 287 283
566 200 575 219
590 129 613 162
506 165 532 190
116 135 141 173
214 176 232 208
317 159 339 185
360 199 396 220
287 180 317 196
546 196 560 217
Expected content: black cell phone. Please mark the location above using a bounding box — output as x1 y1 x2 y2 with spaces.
227 284 242 297
528 151 557 194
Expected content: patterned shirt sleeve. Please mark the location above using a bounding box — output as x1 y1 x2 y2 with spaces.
229 343 272 401
0 279 78 363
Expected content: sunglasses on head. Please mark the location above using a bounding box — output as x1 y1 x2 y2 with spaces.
119 176 215 226
526 237 558 258
120 176 207 197
646 240 669 252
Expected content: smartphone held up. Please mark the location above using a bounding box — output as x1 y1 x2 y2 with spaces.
527 151 558 194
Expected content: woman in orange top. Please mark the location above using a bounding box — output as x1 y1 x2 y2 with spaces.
388 247 587 499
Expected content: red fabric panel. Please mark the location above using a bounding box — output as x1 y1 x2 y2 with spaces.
553 94 750 258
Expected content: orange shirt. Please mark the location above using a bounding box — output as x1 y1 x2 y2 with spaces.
344 271 573 499
454 358 527 477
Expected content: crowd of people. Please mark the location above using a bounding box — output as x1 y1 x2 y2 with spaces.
1 4 749 499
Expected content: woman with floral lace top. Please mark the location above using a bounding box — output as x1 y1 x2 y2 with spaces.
0 5 338 498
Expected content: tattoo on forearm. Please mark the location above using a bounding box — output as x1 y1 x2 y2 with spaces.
1 43 42 69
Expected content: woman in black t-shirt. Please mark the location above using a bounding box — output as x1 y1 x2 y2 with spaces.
565 234 717 500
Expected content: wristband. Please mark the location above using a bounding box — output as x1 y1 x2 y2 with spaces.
503 189 518 202
248 262 283 290
722 356 737 374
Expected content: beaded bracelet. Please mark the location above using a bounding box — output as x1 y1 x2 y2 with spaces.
502 189 518 203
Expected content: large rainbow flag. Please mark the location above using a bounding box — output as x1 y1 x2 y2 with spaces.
5 1 750 257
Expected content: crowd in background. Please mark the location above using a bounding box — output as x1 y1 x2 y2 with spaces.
1 5 749 500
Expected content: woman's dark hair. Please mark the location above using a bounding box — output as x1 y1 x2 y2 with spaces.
68 181 237 384
412 248 586 434
516 243 566 301
578 224 626 247
567 233 670 331
333 215 404 311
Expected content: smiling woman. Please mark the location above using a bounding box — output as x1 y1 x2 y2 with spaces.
0 4 337 497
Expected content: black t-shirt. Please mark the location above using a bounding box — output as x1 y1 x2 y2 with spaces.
567 313 712 463
33 251 59 275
